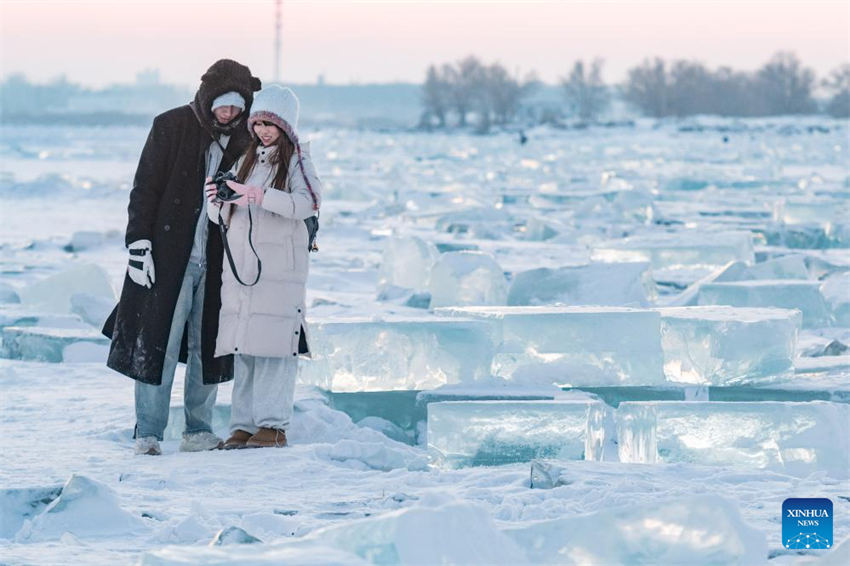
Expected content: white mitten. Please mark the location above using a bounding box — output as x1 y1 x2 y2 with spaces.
128 239 155 288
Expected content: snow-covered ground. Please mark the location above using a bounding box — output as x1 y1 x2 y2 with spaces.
1 118 849 565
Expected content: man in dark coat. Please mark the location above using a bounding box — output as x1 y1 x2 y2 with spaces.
103 59 261 455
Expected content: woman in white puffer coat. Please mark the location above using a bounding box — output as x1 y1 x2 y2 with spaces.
204 85 321 449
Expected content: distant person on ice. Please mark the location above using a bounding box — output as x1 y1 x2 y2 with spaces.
204 85 322 449
103 59 261 456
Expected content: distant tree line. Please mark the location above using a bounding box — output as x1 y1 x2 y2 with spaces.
420 56 539 132
624 52 848 118
420 52 850 128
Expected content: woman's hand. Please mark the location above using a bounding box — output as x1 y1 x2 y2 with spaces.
225 180 265 207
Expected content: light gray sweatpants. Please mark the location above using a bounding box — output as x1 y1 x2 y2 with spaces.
230 354 297 434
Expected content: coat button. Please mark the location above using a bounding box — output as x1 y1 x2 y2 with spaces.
292 353 297 356
163 224 171 231
294 330 299 335
297 308 301 313
174 198 181 205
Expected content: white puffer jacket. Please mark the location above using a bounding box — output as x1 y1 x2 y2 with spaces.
211 142 321 359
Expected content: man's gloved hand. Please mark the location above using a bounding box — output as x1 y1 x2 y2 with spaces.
204 176 223 223
127 239 155 288
225 180 265 207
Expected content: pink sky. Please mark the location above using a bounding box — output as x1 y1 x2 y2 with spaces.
1 0 848 86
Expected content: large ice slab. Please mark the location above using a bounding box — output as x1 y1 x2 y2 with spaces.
821 272 850 327
377 235 438 294
617 401 850 478
428 251 508 308
298 317 496 392
658 306 801 385
506 493 767 565
438 306 665 386
591 230 755 270
427 400 606 468
17 264 115 314
0 325 109 362
507 262 656 307
698 280 833 328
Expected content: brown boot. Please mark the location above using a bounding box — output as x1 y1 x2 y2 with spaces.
245 427 287 448
224 429 253 450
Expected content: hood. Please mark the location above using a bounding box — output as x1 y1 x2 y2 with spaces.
192 59 261 134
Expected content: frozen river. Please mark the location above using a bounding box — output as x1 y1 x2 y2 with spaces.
1 118 849 564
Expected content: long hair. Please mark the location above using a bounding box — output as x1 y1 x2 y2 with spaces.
235 126 295 191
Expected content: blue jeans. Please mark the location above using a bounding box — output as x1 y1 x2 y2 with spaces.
135 261 218 440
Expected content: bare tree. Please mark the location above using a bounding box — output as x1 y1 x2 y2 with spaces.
421 65 449 127
448 56 486 127
561 59 609 121
624 58 668 118
484 63 523 125
667 60 714 116
823 63 850 118
756 51 816 115
710 66 760 116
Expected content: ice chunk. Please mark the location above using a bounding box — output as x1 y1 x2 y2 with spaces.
0 485 62 538
434 207 516 240
63 230 106 252
591 230 754 270
299 317 496 392
377 235 438 294
210 526 262 546
616 401 850 478
428 251 508 308
0 325 109 362
69 292 115 329
821 272 850 327
529 460 570 489
658 306 800 385
18 264 115 314
310 502 528 565
741 255 810 280
774 197 850 226
0 307 90 330
438 306 665 386
17 474 146 541
507 262 656 307
698 280 833 328
0 282 20 304
427 400 606 468
505 494 766 565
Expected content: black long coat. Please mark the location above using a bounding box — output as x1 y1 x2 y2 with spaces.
103 105 252 384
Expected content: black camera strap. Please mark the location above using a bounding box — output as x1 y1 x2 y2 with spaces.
218 206 262 286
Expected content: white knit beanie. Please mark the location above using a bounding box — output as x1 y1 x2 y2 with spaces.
247 85 300 142
211 91 246 111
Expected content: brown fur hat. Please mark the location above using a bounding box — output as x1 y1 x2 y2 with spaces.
193 59 261 132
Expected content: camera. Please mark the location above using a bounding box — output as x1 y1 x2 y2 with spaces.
212 171 239 202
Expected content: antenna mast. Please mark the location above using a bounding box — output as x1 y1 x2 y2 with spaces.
274 0 282 82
